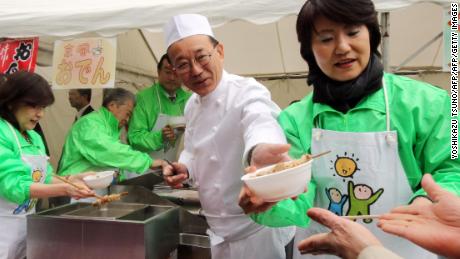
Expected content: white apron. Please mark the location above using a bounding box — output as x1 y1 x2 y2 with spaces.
150 86 184 161
124 87 183 179
293 82 436 259
0 123 48 259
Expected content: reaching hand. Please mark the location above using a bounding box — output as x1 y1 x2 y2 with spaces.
63 176 95 199
298 208 382 259
250 143 291 168
378 174 460 258
162 161 189 189
162 125 176 141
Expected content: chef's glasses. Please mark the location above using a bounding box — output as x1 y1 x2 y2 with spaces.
173 44 218 75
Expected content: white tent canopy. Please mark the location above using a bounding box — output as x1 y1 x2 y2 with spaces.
0 0 452 167
0 0 451 37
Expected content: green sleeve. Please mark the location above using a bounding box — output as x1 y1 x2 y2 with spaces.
250 108 316 227
74 119 153 173
250 182 316 228
410 90 460 198
0 133 32 204
128 94 164 152
278 108 307 159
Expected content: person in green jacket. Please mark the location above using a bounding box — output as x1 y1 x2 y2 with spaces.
128 54 191 162
239 1 460 258
0 71 94 259
58 88 162 178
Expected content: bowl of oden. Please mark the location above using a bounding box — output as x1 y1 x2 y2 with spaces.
83 171 115 189
241 155 313 202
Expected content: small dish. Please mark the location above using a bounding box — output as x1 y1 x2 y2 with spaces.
241 156 313 202
83 171 115 189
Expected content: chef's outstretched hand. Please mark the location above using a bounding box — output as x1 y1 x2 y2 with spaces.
249 143 291 168
162 161 189 189
238 166 276 214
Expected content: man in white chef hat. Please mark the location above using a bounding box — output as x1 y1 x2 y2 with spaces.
162 14 295 259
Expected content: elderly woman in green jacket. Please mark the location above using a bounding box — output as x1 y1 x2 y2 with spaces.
239 0 460 259
0 71 94 259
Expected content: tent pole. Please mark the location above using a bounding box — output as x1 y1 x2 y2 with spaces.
138 29 158 67
381 12 390 72
393 32 443 72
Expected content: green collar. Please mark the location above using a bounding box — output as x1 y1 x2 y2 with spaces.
157 83 188 102
99 106 120 131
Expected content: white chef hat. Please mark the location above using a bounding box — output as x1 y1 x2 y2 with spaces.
164 14 214 49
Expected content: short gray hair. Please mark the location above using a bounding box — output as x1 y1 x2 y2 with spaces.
102 88 135 108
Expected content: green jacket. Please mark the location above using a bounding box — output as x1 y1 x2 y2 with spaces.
128 83 191 152
251 73 460 228
58 107 153 175
0 119 52 204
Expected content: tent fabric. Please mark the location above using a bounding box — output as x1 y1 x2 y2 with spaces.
0 0 453 169
0 0 451 38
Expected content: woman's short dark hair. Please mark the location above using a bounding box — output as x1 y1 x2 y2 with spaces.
0 71 54 129
296 0 381 70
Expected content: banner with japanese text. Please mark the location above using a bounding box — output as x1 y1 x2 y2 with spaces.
52 37 116 89
0 38 39 74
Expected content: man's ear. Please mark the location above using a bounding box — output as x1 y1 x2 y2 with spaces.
217 43 224 59
106 101 117 112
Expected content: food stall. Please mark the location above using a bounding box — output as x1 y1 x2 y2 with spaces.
27 172 210 259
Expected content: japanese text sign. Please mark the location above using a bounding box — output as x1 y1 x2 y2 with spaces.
0 38 38 74
52 37 116 89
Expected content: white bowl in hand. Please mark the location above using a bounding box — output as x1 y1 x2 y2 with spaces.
241 157 312 202
83 171 114 189
168 116 186 129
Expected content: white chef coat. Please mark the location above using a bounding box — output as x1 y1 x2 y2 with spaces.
180 71 294 258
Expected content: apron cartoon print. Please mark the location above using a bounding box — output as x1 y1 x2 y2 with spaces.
293 80 436 259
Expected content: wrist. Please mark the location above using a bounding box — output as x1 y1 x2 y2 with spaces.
246 145 257 165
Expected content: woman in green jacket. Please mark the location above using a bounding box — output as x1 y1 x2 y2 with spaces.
0 71 94 259
239 0 460 258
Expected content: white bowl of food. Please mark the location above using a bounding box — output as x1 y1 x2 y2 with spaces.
168 116 186 129
241 155 313 202
83 171 115 189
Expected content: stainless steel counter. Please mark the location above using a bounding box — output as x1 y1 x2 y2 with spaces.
27 173 211 259
27 201 180 259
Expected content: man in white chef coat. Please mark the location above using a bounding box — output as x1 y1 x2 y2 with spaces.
161 14 295 259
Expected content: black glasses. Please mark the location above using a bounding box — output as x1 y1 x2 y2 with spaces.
173 46 217 74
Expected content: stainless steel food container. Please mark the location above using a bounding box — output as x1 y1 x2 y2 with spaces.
27 202 179 259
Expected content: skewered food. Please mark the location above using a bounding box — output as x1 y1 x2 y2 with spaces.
249 154 312 178
92 192 128 207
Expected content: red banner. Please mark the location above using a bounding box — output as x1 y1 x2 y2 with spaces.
0 38 39 74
